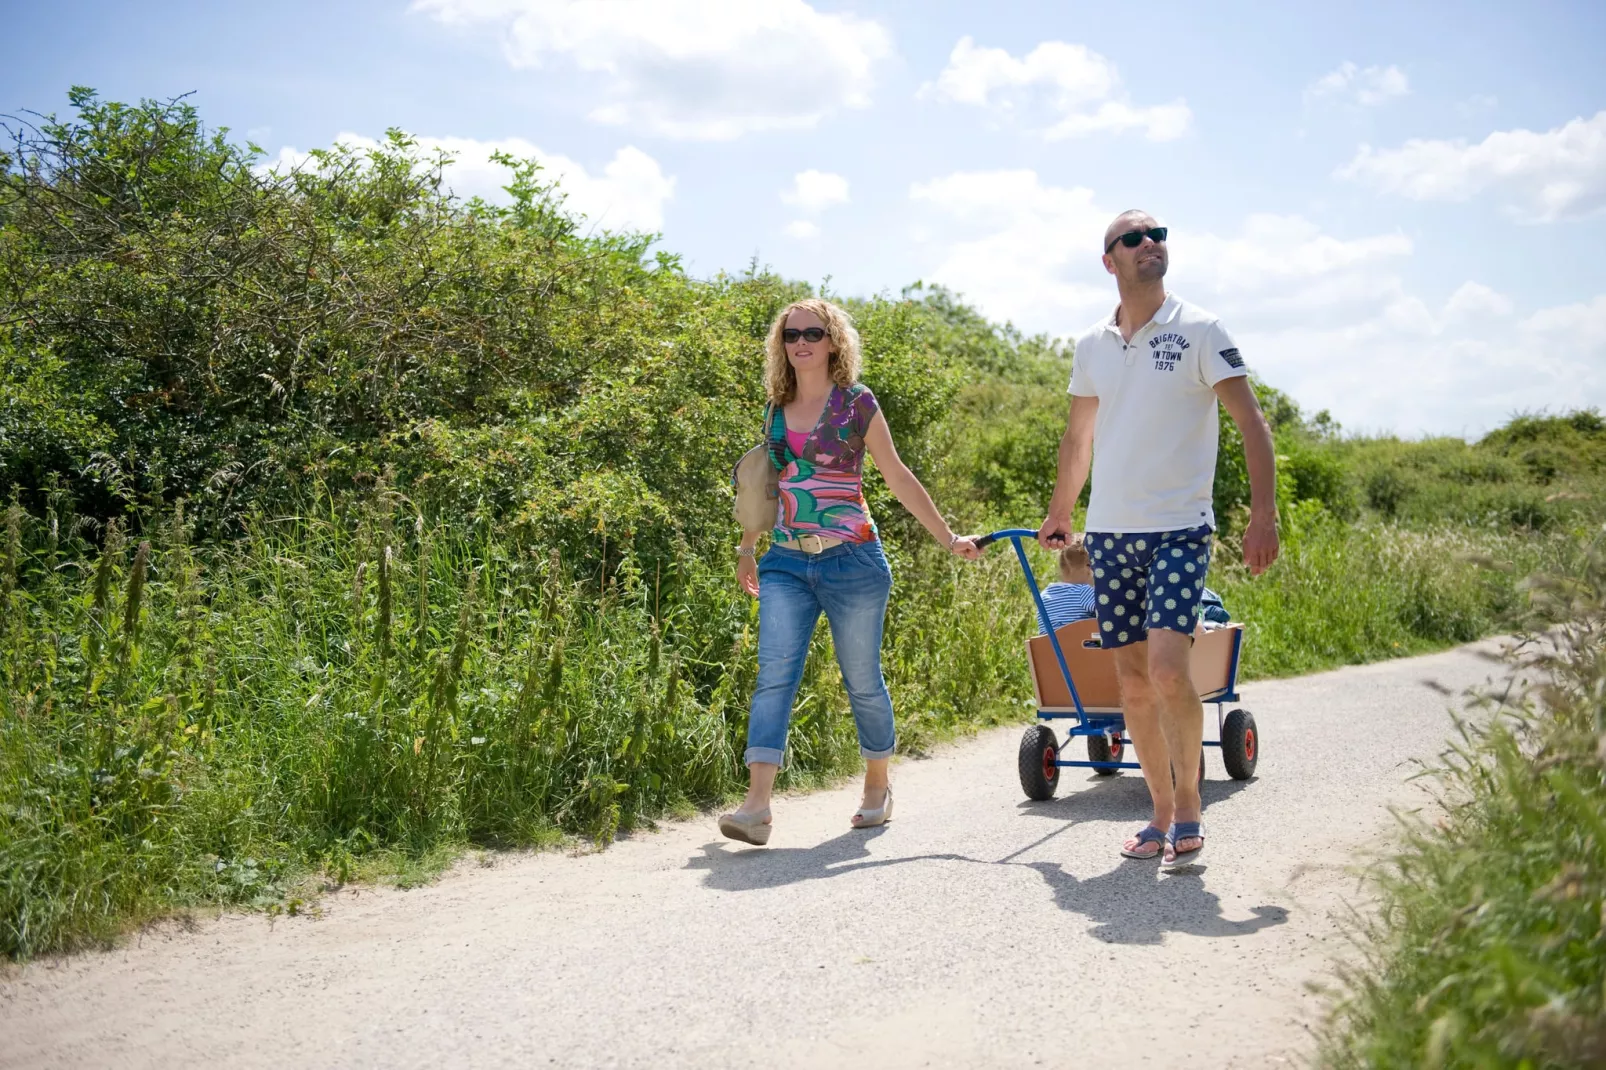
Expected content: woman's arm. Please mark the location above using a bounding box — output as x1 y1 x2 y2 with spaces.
863 411 980 560
735 529 760 598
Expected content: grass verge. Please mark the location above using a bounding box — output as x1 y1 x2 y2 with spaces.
0 495 1581 960
1318 535 1606 1068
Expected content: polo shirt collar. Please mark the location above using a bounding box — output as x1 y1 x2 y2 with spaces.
1104 292 1180 336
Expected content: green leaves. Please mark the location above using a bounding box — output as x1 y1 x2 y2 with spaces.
1320 536 1606 1067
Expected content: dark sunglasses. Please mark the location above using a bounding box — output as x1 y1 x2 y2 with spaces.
1105 226 1168 253
782 327 827 344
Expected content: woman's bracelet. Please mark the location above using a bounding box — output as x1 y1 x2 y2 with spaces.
735 546 756 558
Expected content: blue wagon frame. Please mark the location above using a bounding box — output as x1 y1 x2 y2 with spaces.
976 529 1257 786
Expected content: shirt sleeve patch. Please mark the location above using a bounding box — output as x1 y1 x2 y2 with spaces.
1219 348 1244 369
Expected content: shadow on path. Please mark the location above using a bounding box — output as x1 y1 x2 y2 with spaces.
1021 861 1288 945
685 825 969 893
683 775 1284 945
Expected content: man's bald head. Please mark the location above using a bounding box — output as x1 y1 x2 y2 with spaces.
1103 210 1157 254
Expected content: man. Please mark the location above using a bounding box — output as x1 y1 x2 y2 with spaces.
1038 210 1279 870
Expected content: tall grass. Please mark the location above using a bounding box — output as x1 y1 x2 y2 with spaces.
0 490 1030 958
1318 535 1606 1068
1211 502 1583 678
0 491 1583 959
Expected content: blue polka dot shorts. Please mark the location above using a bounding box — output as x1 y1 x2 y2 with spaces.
1085 526 1214 649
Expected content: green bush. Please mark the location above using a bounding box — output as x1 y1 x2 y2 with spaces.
1209 503 1552 678
1319 539 1606 1068
0 491 1039 958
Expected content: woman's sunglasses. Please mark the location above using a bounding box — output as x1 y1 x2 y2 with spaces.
1105 226 1168 253
783 327 828 344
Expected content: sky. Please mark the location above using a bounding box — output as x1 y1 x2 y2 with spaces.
6 0 1606 438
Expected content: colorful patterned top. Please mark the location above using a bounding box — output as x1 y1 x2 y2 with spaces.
768 383 880 543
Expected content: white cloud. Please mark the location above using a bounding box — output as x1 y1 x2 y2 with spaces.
782 170 849 213
1177 227 1597 436
921 36 1190 141
267 134 674 231
1523 292 1606 335
1306 62 1409 107
1236 288 1606 438
908 169 1113 327
1338 110 1606 222
1444 281 1515 319
907 170 1606 434
783 220 820 239
412 0 892 140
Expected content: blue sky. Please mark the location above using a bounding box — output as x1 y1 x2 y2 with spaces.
7 0 1606 437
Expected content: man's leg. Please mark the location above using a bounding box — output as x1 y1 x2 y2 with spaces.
1147 628 1204 855
1112 641 1173 855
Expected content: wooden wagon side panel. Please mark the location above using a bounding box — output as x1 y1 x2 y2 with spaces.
1026 621 1245 711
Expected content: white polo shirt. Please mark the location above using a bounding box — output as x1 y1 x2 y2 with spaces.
1069 293 1247 533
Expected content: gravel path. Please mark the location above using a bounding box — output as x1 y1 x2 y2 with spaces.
1 639 1513 1069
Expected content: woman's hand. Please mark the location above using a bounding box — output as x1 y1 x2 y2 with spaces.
949 535 982 561
737 553 760 598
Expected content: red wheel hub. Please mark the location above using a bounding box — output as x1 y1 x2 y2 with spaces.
1109 738 1123 761
1244 729 1256 760
1043 746 1057 780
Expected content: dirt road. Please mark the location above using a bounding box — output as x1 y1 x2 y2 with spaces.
1 640 1511 1069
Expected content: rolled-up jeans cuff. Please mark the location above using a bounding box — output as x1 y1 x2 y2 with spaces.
744 746 785 767
859 744 895 761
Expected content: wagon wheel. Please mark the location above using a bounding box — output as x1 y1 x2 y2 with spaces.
1221 709 1259 780
1086 732 1122 776
1018 724 1060 800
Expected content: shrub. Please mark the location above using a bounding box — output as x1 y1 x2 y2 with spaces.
1319 538 1606 1068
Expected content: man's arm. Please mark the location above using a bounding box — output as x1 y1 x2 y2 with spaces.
1037 394 1098 549
1212 376 1279 576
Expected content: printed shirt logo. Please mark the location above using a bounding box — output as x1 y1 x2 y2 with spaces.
1148 331 1190 372
1219 347 1244 369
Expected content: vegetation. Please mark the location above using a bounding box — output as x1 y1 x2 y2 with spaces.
1319 539 1606 1068
2 90 1603 961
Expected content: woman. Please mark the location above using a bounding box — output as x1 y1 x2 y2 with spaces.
719 298 981 846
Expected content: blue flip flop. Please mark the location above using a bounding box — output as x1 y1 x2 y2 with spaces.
1119 825 1167 860
1161 821 1205 871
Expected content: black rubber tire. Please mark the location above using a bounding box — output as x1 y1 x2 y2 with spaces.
1221 709 1259 780
1018 724 1060 800
1086 732 1122 776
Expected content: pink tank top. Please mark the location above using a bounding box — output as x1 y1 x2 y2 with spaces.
770 384 880 544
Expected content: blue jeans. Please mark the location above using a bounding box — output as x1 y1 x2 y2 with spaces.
746 540 896 767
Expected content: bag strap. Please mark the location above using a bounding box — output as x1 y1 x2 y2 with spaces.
762 400 787 471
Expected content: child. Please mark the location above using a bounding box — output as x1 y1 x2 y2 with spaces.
1039 534 1096 632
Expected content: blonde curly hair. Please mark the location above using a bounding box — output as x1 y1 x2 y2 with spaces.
763 298 862 405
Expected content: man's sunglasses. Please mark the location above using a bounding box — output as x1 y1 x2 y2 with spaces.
1105 226 1168 253
783 327 828 344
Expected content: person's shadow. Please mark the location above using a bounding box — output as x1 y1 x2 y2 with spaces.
1021 860 1288 945
684 774 1285 946
685 824 968 893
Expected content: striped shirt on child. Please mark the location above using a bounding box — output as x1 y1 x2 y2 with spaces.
1039 582 1096 632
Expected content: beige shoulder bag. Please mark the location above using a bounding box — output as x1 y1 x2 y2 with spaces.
732 402 781 534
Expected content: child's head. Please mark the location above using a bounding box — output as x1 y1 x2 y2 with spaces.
1058 535 1092 584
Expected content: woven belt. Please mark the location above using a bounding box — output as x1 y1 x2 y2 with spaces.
774 533 844 554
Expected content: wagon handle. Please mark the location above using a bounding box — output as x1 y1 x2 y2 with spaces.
974 527 1040 550
976 528 1089 722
